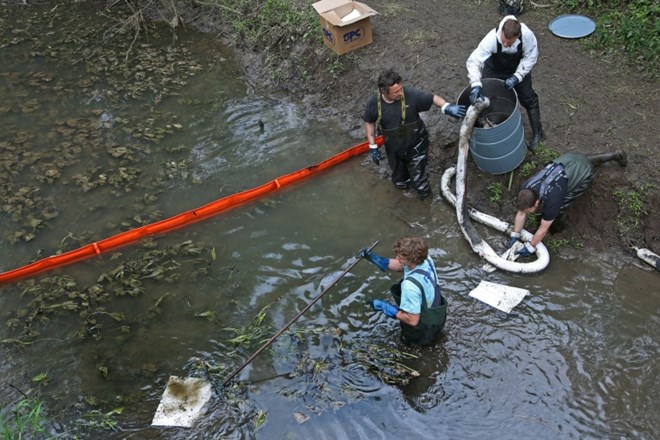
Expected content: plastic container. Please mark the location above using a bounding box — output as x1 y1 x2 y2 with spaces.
458 78 526 174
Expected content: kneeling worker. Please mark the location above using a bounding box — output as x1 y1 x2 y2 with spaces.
509 151 627 257
361 236 447 346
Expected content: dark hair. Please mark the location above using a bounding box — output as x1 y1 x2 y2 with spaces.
502 19 521 39
392 236 428 265
516 188 540 211
377 69 402 93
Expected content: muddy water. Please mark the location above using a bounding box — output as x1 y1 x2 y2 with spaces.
1 4 658 440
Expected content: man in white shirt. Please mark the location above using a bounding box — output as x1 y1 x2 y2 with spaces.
466 15 545 149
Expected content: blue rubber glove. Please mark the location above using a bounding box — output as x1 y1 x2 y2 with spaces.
369 143 382 165
507 231 521 249
516 242 536 257
372 299 398 318
469 85 483 104
359 248 390 271
504 75 520 90
443 103 467 119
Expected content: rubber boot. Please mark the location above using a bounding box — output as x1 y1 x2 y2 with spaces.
419 188 432 200
588 151 627 167
394 179 410 189
527 105 545 150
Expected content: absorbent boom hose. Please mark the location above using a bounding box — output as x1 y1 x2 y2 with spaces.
634 247 660 271
446 97 550 274
221 240 379 387
0 137 383 284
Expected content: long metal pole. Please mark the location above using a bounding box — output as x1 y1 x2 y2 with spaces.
222 240 379 387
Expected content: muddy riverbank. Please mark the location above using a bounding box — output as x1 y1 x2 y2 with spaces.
192 0 659 260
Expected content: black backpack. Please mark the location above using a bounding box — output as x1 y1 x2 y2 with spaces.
499 0 524 15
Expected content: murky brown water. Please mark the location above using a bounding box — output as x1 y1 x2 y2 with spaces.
1 3 657 439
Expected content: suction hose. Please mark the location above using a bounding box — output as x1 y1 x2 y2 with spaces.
442 97 549 274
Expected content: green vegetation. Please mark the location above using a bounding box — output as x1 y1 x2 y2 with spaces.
524 211 542 232
78 407 123 432
487 181 504 204
554 0 659 77
4 240 218 346
547 235 585 250
222 305 273 347
519 145 559 178
237 0 318 46
186 0 323 84
614 182 652 231
0 398 50 440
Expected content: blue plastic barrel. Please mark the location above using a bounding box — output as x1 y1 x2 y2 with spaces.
458 78 526 174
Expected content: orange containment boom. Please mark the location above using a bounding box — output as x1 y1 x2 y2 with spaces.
0 137 382 284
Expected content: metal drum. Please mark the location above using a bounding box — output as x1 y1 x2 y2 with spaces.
458 78 526 174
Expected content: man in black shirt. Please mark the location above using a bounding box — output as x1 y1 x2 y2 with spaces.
508 151 627 257
363 69 465 199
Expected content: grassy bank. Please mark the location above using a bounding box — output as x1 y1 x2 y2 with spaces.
178 0 339 92
554 0 659 77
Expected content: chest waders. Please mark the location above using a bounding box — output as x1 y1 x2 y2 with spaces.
484 27 523 76
376 91 431 196
553 153 595 212
484 25 543 146
390 267 447 346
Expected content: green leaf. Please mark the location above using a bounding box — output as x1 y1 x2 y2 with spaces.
32 372 48 383
106 407 124 416
195 310 216 321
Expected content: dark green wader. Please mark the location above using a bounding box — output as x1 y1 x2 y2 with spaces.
553 152 595 212
390 275 447 347
382 120 432 197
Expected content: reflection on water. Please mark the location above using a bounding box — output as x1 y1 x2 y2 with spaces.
1 4 658 440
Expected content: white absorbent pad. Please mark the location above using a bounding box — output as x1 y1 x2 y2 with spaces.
469 280 530 313
152 376 213 428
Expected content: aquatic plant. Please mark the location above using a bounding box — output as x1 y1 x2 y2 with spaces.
0 398 50 440
222 305 273 347
2 240 218 345
0 2 214 250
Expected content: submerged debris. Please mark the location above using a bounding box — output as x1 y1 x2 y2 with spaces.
2 240 219 345
0 3 211 250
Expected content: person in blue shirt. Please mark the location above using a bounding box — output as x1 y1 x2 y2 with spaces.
361 236 447 346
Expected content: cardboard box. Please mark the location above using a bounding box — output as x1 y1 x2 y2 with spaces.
312 0 378 55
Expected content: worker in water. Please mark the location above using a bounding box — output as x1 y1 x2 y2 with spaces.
363 68 466 200
361 236 447 346
508 151 628 257
466 15 544 149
